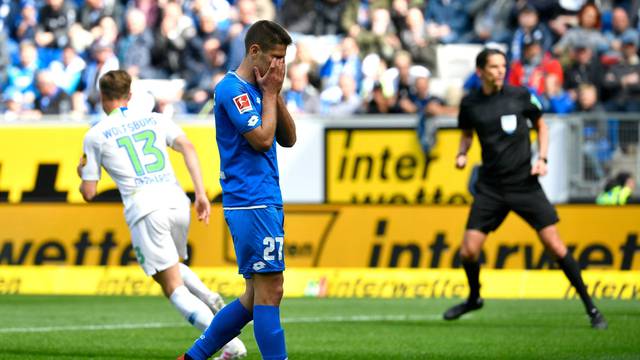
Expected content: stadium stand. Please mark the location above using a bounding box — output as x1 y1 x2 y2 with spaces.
0 1 638 117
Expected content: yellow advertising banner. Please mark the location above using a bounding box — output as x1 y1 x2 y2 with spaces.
325 128 482 204
0 125 533 205
1 204 639 270
0 266 638 300
0 123 222 203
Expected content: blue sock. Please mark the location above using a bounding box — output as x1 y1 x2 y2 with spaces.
186 299 252 360
254 305 287 360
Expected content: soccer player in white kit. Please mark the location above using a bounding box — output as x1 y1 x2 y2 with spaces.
77 70 247 359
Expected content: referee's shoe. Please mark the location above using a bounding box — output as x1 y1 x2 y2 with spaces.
443 298 484 320
590 309 608 330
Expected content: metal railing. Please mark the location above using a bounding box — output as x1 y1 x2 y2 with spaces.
559 113 640 201
418 113 639 202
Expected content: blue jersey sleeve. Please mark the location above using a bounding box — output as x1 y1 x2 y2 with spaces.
218 81 262 134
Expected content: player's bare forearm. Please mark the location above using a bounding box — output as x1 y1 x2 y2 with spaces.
458 130 473 155
534 117 549 160
531 117 549 176
173 136 207 198
243 93 278 152
77 154 97 201
275 95 296 147
173 136 210 223
245 58 284 152
79 181 97 202
455 130 473 169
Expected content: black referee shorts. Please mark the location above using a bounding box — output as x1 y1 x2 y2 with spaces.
466 176 559 234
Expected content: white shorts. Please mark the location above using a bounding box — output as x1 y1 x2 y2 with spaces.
129 206 190 276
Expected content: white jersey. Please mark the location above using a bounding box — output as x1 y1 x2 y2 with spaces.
81 107 190 226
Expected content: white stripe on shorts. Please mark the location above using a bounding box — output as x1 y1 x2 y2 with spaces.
223 205 268 210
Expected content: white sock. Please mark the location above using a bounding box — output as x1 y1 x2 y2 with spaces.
169 285 213 331
179 263 225 306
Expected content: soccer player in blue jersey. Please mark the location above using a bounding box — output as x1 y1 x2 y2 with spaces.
180 20 295 360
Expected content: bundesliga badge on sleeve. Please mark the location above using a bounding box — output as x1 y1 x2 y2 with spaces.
233 93 253 114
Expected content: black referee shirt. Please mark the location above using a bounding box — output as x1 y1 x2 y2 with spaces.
458 85 542 186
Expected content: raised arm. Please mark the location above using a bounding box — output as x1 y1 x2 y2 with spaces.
243 58 285 152
172 135 210 224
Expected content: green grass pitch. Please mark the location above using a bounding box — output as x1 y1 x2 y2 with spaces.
0 295 638 359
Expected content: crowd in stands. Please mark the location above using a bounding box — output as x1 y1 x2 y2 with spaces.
1 0 640 121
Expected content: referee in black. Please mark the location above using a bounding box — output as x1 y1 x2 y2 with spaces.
443 48 607 329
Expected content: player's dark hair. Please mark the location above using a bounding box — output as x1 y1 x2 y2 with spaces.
476 48 507 69
244 20 292 53
99 70 131 101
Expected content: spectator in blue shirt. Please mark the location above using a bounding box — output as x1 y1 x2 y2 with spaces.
6 40 40 106
48 45 86 94
283 62 320 114
510 5 553 62
320 73 362 115
541 73 575 114
604 7 639 61
0 31 10 88
424 0 472 44
12 0 38 43
319 36 362 90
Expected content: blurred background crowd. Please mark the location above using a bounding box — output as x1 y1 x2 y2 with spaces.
1 0 640 121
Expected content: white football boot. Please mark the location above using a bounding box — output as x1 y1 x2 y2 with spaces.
204 293 226 315
213 337 247 360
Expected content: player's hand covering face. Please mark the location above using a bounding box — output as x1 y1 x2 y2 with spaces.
253 45 287 95
255 57 285 95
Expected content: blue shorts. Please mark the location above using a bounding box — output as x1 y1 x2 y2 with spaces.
223 206 285 278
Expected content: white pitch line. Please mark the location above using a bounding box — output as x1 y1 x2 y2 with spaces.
0 314 443 333
281 314 443 323
0 322 186 333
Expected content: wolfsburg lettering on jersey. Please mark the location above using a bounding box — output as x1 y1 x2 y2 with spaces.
102 118 157 139
134 172 174 186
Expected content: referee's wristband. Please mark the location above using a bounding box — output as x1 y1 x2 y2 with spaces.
539 157 548 164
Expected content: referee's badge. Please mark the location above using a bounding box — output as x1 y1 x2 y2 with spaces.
500 114 517 134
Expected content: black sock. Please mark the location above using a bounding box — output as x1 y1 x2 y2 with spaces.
462 259 481 301
557 253 596 316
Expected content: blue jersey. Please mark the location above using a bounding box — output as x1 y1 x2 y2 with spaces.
214 71 282 207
